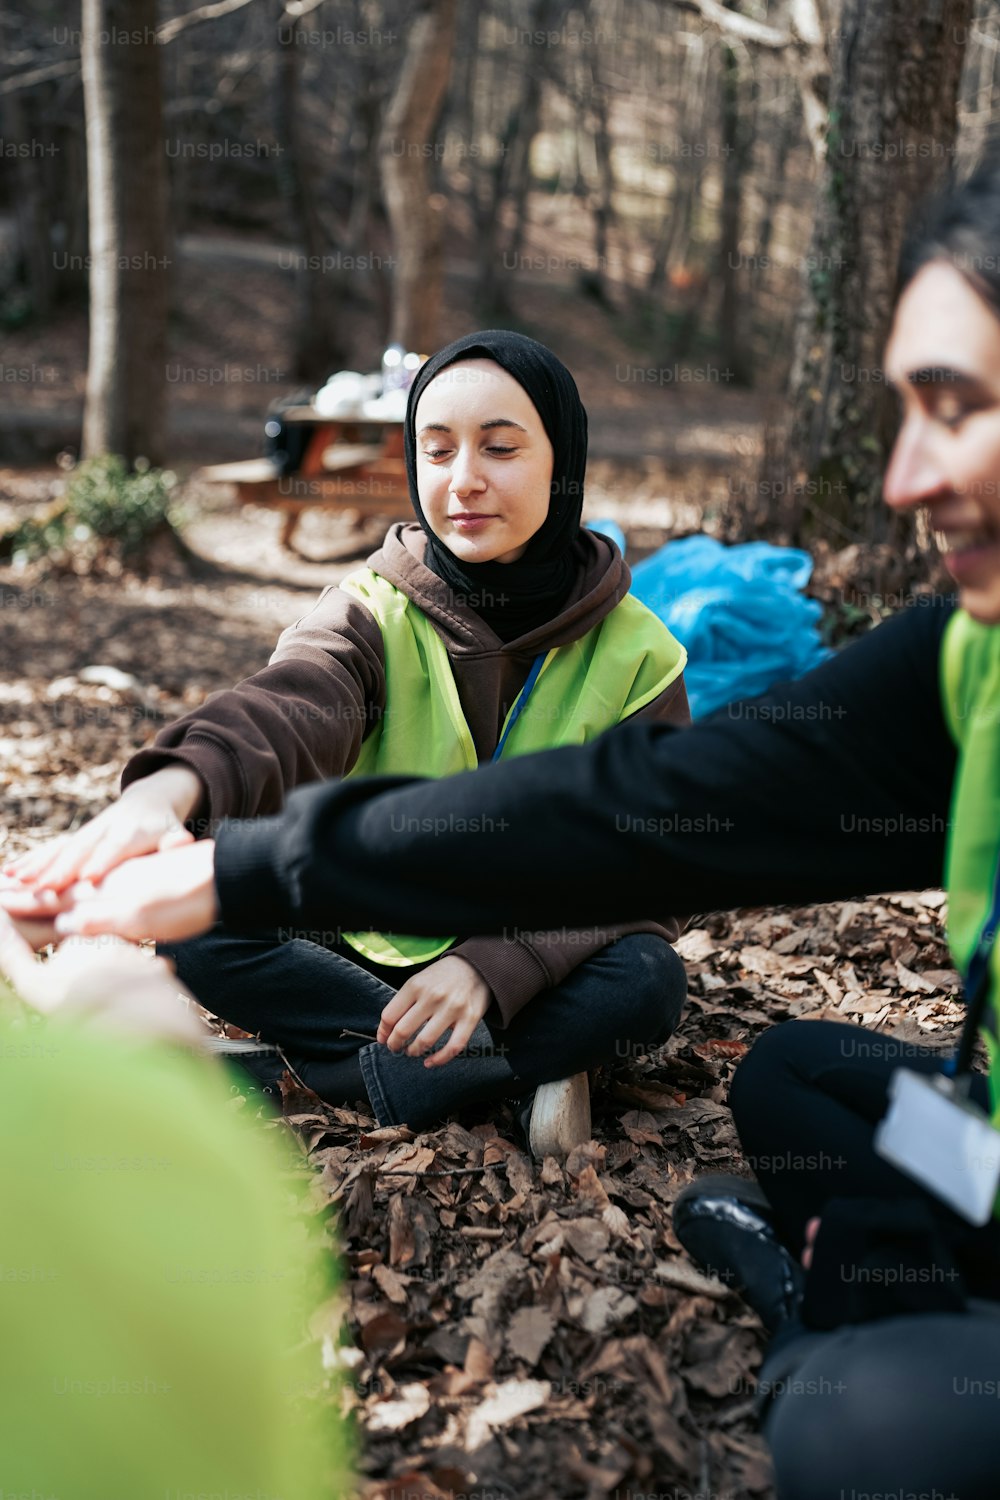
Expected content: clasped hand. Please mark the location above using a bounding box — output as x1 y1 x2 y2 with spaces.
0 840 220 944
0 767 217 944
2 812 492 1069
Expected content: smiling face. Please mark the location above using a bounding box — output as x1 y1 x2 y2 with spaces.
884 259 1000 623
413 358 554 565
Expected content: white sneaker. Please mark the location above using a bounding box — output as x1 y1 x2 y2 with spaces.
527 1072 591 1161
203 1036 281 1058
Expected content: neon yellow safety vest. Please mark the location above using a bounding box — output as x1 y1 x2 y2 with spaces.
940 607 1000 1131
0 1002 349 1497
338 566 687 967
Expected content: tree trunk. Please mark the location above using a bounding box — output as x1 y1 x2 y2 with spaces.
716 40 752 384
490 0 564 310
503 58 544 269
772 0 974 541
748 85 797 307
642 39 709 298
5 87 57 320
469 15 509 319
379 0 458 352
585 68 616 307
81 0 169 466
275 21 351 381
62 125 91 302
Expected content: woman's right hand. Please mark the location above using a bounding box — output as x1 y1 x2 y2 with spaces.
1 765 204 898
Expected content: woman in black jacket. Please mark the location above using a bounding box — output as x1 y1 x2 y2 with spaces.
11 157 1000 1500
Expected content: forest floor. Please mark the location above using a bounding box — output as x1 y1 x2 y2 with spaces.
0 209 959 1498
0 457 963 1500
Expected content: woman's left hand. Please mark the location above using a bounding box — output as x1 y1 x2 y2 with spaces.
377 954 493 1068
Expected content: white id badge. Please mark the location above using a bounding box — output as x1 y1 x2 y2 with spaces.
875 1068 1000 1226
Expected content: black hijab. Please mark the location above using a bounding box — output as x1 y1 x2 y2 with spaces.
404 329 588 642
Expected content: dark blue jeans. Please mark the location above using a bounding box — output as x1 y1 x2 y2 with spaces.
167 929 686 1128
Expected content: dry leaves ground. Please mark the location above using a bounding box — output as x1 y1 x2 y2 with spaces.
0 479 965 1500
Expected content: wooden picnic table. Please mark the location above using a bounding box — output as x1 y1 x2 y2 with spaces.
197 405 411 551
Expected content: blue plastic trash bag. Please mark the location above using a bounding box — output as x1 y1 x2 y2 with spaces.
630 534 831 718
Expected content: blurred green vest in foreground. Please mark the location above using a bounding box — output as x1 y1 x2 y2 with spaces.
0 1002 350 1498
942 608 1000 1136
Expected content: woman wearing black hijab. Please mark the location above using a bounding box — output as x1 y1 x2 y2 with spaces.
9 331 691 1156
404 329 588 641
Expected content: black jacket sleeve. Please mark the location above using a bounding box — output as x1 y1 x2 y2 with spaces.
214 598 958 936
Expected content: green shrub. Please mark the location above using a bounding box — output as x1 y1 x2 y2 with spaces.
9 455 180 568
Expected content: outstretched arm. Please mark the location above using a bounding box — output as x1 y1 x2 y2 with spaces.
2 587 385 897
213 599 957 934
21 600 957 946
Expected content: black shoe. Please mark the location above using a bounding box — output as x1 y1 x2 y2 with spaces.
673 1172 804 1333
206 1036 286 1103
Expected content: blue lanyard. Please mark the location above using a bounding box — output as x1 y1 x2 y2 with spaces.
491 652 547 764
942 849 1000 1080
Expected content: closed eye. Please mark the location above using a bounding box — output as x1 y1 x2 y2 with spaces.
421 444 520 459
932 394 980 430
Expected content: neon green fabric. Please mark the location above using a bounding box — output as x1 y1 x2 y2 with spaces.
0 1000 350 1499
339 566 687 966
940 607 1000 1127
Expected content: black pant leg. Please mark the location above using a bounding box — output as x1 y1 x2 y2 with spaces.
763 1310 1000 1500
729 1019 1000 1291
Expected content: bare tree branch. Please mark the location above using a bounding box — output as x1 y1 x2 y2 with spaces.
668 0 830 159
0 58 80 96
789 0 825 47
281 0 330 19
786 0 830 158
2 0 262 93
156 0 260 46
971 22 1000 51
671 0 791 48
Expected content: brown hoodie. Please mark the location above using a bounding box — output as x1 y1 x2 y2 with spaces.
122 522 689 1025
